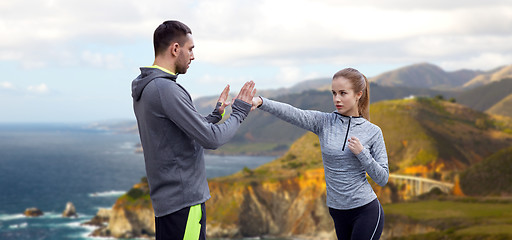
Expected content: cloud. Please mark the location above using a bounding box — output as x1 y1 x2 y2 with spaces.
440 53 512 71
0 0 511 72
27 83 49 94
0 81 15 89
191 0 512 71
81 51 124 69
0 0 157 69
276 66 303 84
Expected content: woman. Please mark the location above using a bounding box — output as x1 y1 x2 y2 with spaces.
252 68 388 240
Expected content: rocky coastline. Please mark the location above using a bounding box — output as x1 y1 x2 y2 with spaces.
85 132 442 239
84 174 441 240
87 177 155 239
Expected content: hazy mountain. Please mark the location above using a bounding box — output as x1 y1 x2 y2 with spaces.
193 78 331 115
463 64 512 89
368 62 483 89
194 62 512 118
455 78 512 112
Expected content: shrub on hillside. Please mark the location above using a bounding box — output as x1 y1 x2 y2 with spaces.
460 146 512 196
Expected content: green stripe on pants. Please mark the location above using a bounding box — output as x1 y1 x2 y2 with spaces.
183 204 202 240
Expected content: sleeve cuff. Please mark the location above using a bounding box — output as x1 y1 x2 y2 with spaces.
216 102 225 118
356 148 373 166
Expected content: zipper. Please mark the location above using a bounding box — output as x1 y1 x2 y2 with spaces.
342 116 352 151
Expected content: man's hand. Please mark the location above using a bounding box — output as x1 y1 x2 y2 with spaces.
217 85 231 114
234 81 256 104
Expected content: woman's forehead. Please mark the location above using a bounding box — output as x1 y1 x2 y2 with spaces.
332 77 354 90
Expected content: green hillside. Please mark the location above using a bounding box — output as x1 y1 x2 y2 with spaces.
384 198 512 239
459 146 512 196
371 97 512 179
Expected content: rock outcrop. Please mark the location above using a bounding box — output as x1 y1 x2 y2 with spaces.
207 168 336 239
83 208 111 227
62 202 77 217
90 177 155 239
23 207 43 217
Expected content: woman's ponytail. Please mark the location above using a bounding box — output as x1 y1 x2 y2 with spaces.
359 74 370 121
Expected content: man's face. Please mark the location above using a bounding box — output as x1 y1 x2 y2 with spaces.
175 34 195 74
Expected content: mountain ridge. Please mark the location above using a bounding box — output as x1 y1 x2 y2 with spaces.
369 62 512 90
369 62 476 89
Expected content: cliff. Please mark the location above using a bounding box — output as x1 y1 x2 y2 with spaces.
207 168 334 239
90 177 155 239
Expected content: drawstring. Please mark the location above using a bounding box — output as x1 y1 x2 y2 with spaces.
342 116 352 151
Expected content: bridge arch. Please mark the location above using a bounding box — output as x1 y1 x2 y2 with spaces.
387 174 454 199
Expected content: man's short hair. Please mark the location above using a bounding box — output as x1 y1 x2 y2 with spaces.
153 20 192 57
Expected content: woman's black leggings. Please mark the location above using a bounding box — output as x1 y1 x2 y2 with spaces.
328 198 384 240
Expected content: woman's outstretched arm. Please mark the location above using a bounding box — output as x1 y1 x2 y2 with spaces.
253 96 326 134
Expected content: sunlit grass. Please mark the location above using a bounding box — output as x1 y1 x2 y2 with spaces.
383 199 512 237
457 224 512 235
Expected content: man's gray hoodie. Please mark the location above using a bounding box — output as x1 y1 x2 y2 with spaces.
132 67 251 217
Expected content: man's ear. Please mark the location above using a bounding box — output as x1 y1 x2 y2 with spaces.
170 43 180 57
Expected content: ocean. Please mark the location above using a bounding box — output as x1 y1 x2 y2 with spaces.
0 123 277 240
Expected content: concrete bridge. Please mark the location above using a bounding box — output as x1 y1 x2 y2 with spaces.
388 174 454 197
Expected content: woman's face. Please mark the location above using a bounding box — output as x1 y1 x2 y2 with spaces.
332 77 362 116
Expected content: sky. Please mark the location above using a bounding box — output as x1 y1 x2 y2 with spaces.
1 0 511 123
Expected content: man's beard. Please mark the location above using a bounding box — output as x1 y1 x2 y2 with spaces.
176 53 189 74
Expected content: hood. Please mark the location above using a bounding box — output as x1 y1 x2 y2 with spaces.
131 67 178 101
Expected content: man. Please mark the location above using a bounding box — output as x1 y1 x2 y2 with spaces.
131 20 256 240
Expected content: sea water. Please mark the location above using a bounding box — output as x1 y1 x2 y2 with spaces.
0 123 277 240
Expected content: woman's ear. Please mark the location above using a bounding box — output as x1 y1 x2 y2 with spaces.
356 90 363 101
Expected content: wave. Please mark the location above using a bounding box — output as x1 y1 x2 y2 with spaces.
8 222 28 229
0 213 25 221
88 190 125 198
40 212 63 219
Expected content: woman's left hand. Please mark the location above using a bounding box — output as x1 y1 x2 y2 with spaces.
347 136 363 155
217 85 231 114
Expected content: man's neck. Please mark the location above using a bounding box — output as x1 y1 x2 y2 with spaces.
153 58 176 74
